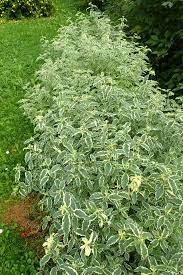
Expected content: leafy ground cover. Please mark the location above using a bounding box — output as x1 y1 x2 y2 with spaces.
0 0 82 273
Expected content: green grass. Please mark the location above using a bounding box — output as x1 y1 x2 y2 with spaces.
0 0 82 198
0 0 83 273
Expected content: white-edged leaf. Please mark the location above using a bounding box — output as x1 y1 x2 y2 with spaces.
90 192 103 200
25 171 32 184
106 235 119 246
140 241 148 259
15 170 21 183
50 266 58 275
54 221 62 230
46 197 52 210
54 193 62 205
157 215 165 229
168 177 178 194
155 184 164 200
63 192 72 207
25 151 31 163
134 266 150 273
122 143 130 157
60 265 78 275
121 173 129 188
112 267 122 275
79 167 89 178
109 193 123 201
74 209 88 219
104 162 113 176
40 175 49 188
62 214 71 237
62 140 74 152
51 164 61 174
82 219 91 232
40 254 50 267
84 266 103 274
179 202 183 212
84 135 93 149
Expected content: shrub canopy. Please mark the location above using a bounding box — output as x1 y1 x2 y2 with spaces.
17 11 183 274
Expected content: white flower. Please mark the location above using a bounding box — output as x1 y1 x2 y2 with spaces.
43 233 55 254
6 150 10 155
129 175 142 192
0 229 3 234
80 232 94 256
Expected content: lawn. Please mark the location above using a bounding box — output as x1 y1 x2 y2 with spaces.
0 1 82 273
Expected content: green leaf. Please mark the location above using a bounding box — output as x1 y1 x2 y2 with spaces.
84 266 103 274
54 178 65 189
46 197 52 210
79 167 89 178
62 140 74 152
84 135 93 149
51 164 61 174
54 193 62 205
122 143 130 157
134 266 150 273
123 238 134 250
62 214 71 238
40 254 50 267
155 184 164 200
60 265 78 275
104 162 113 176
112 267 122 275
131 191 137 204
157 215 165 229
50 267 58 275
140 241 148 259
54 221 62 230
40 175 49 188
15 170 21 183
25 151 31 163
90 192 103 200
63 192 72 207
82 219 91 231
106 235 119 246
121 173 129 188
168 177 178 194
74 209 88 219
25 171 32 184
179 202 183 212
99 175 105 187
67 238 75 253
109 193 123 201
45 157 52 166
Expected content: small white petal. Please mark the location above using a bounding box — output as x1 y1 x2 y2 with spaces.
6 151 10 155
0 229 3 234
85 245 91 256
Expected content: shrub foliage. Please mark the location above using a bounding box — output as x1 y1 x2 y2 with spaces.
17 12 183 274
0 0 53 19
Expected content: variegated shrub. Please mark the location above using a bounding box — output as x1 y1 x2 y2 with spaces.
16 11 183 275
